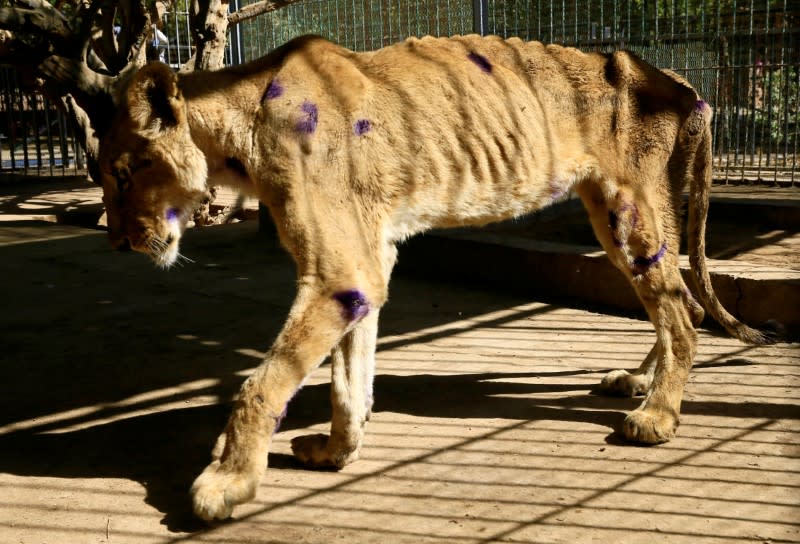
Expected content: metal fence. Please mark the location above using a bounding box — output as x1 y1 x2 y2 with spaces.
0 68 86 176
1 0 798 185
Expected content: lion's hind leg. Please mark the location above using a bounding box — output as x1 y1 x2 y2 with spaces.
597 286 703 398
577 180 697 443
578 182 660 398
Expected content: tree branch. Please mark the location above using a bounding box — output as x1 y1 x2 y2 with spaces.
228 0 305 26
13 0 71 32
116 0 150 69
0 6 73 49
0 27 48 62
60 93 103 183
95 3 119 68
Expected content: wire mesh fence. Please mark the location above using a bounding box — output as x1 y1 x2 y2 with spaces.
482 0 798 185
0 0 797 184
231 0 474 56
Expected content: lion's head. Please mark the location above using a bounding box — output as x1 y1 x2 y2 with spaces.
99 62 210 268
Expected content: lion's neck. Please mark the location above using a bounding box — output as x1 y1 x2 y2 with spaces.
177 68 264 195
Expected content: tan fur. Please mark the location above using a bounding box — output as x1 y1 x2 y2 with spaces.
98 34 775 521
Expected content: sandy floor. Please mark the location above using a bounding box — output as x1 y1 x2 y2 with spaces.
0 221 798 543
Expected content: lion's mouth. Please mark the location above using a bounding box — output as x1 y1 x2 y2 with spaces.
156 239 183 269
138 231 184 269
115 214 189 269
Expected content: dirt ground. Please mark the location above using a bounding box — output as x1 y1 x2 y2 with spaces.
0 217 798 544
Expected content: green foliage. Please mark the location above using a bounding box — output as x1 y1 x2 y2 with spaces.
755 67 799 149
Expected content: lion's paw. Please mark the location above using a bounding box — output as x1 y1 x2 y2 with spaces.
190 460 260 521
598 369 649 397
623 408 678 444
291 433 359 469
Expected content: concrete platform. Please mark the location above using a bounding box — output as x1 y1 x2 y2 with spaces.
0 219 798 543
400 185 800 338
400 228 800 339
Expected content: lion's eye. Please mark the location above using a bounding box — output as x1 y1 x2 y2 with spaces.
113 166 131 193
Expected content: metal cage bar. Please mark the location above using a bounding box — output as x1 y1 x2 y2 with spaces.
1 0 797 185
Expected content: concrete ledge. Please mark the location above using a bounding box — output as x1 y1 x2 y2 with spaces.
398 230 800 340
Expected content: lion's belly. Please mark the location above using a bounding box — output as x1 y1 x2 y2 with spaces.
384 147 591 242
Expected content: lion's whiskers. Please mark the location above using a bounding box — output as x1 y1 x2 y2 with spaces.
176 253 195 265
147 237 168 255
145 235 194 268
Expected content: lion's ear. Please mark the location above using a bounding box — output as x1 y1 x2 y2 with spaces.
126 62 185 136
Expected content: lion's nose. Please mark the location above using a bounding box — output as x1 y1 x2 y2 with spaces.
113 237 132 252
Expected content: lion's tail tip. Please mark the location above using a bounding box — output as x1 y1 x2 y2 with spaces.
738 319 785 346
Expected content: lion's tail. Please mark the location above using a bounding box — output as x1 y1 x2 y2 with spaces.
685 101 781 345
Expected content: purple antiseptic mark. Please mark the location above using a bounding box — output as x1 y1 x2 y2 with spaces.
608 211 623 247
353 119 371 136
695 99 707 111
296 101 318 134
166 207 180 222
633 242 668 275
548 179 568 202
272 382 305 435
609 202 640 247
619 202 639 231
333 289 370 322
263 78 284 101
467 52 492 73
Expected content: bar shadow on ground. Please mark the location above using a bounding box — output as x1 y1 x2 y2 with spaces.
0 222 797 538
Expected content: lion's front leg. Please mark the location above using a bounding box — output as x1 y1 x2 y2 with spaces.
291 308 379 468
291 246 395 469
190 283 360 521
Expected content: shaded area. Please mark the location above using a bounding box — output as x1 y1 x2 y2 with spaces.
0 218 798 542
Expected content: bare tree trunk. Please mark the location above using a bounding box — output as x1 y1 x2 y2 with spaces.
188 0 233 225
190 0 230 71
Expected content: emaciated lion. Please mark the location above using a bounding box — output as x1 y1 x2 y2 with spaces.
95 34 777 520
